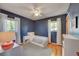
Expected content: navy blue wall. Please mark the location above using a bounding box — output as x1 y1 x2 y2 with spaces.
35 14 66 43
34 20 48 37
61 15 67 34
20 18 35 42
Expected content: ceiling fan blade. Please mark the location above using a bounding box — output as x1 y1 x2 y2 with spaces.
31 3 44 10
40 13 47 17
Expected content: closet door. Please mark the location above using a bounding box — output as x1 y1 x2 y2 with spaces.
48 18 62 44
51 20 57 43
48 19 57 43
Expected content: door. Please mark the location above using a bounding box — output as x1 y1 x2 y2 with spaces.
51 20 57 43
48 19 57 43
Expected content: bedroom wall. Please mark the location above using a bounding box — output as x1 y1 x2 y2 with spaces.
34 14 66 43
0 9 35 43
34 19 48 37
0 9 67 43
20 18 35 42
67 3 79 35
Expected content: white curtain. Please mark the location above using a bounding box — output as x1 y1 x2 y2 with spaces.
0 13 8 32
15 17 21 44
48 20 52 43
57 18 62 44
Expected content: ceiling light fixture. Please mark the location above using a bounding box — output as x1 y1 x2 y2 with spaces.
32 8 42 17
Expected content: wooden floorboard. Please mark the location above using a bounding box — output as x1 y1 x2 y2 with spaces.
48 43 62 56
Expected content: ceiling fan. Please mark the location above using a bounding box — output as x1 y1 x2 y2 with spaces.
31 7 42 17
30 4 43 18
21 4 44 18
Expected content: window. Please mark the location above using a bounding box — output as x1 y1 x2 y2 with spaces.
6 18 16 32
51 21 57 31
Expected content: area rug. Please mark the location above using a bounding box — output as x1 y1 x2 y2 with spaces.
0 43 52 56
22 43 52 56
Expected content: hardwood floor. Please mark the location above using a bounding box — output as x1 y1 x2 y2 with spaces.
48 43 62 56
21 42 62 56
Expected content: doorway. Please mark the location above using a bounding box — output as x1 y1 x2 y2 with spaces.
48 18 62 44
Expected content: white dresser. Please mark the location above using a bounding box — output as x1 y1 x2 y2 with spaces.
63 34 79 56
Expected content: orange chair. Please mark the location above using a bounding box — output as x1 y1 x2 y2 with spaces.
0 32 16 50
1 41 14 50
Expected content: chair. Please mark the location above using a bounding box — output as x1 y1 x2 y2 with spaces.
0 32 16 50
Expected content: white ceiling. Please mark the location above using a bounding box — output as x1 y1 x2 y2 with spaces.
0 3 70 20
